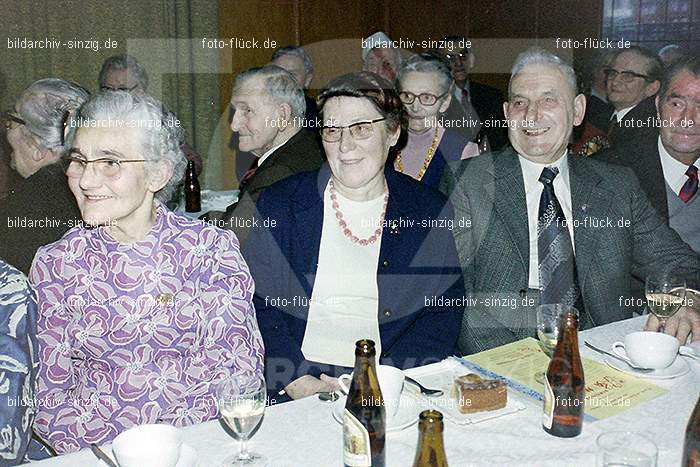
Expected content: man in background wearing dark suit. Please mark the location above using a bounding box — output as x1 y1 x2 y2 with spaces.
217 66 324 243
433 35 507 150
583 49 615 132
606 46 663 149
441 48 700 354
271 46 319 128
602 57 700 255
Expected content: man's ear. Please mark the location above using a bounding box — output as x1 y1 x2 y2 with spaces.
645 80 661 98
573 93 587 126
148 159 174 193
502 100 510 120
467 53 475 72
655 94 661 117
439 90 452 113
277 103 293 130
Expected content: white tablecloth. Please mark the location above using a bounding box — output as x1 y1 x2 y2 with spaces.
32 316 699 466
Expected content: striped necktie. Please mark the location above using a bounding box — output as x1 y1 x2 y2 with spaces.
538 167 580 307
679 165 698 203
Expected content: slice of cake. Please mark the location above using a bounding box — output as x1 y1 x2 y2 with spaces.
451 374 507 414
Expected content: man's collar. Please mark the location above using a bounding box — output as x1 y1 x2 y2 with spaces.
257 128 302 167
518 150 569 189
658 135 700 195
612 104 636 122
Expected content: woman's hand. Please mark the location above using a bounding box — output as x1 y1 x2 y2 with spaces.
284 374 341 400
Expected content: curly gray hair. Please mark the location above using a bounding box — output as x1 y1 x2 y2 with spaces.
75 91 186 202
15 78 89 156
397 53 454 95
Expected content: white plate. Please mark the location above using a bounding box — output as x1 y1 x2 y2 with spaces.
404 371 527 425
604 355 690 379
97 443 199 467
332 391 421 432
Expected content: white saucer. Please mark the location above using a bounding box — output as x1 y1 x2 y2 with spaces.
332 392 421 432
604 355 690 379
97 443 198 467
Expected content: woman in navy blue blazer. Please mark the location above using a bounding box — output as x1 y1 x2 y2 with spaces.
243 72 465 401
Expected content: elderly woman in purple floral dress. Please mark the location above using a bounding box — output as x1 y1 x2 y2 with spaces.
29 91 264 454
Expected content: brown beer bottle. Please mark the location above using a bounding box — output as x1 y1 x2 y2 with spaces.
184 160 201 212
682 396 700 467
343 339 385 467
413 410 448 467
542 310 585 438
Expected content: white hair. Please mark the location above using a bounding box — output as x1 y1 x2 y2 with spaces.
234 65 306 120
271 46 314 77
75 91 186 202
509 47 578 97
16 78 89 156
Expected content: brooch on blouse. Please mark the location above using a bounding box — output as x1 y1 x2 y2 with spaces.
155 293 174 307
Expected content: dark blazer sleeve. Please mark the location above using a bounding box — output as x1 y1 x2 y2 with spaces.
242 189 323 401
380 200 465 366
621 166 700 288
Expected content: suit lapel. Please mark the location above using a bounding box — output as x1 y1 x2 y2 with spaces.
568 154 611 287
490 149 529 270
290 167 328 295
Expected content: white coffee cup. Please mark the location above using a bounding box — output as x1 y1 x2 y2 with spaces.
112 424 183 467
337 365 405 419
611 331 679 369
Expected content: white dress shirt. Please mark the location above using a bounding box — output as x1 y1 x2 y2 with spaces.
611 104 635 123
519 153 575 289
658 136 700 196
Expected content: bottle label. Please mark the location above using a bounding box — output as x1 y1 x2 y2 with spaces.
542 376 554 429
343 408 372 467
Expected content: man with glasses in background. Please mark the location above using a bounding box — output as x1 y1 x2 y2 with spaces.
605 46 663 149
432 35 507 150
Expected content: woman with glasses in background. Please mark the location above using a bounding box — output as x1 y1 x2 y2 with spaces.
29 91 264 454
393 54 479 189
0 79 87 274
243 72 464 401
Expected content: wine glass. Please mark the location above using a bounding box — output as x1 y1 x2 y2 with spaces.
645 273 686 332
216 372 267 466
535 304 577 384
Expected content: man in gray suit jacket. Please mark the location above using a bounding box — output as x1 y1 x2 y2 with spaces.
441 48 700 355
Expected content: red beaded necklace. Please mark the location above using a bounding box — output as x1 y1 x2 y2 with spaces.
329 179 389 246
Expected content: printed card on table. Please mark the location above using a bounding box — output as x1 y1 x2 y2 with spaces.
462 338 668 420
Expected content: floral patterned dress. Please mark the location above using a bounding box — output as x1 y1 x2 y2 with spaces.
0 260 38 464
29 203 264 454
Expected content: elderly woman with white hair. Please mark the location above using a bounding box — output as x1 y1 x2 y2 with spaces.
0 78 87 273
29 91 264 453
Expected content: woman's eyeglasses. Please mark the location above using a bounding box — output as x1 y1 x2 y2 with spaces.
100 84 140 92
604 68 653 83
399 91 448 106
320 118 386 142
62 155 147 179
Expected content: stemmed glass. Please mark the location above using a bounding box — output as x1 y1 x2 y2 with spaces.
645 273 686 332
216 372 267 466
535 304 577 384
